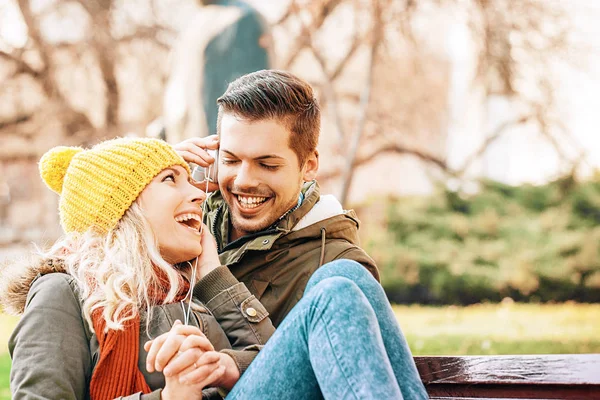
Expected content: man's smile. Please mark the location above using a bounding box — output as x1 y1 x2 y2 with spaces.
234 194 272 215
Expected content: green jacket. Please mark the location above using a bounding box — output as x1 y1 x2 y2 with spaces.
205 181 379 327
2 257 275 400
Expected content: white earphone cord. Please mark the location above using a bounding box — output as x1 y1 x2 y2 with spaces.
182 168 211 325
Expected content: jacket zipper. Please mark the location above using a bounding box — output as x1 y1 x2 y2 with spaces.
211 204 223 252
212 203 282 253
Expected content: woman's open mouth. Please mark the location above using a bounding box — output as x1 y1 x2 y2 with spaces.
175 213 202 235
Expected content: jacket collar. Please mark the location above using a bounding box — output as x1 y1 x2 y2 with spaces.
205 181 318 250
204 181 362 266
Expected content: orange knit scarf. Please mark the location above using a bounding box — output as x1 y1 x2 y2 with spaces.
89 278 190 400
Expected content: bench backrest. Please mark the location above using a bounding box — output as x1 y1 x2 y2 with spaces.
414 354 600 399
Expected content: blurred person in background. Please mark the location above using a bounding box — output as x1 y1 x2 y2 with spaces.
163 0 273 142
0 136 427 399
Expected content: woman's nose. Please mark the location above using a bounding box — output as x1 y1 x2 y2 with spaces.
189 183 207 204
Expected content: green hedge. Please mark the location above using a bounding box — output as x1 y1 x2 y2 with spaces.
361 173 600 304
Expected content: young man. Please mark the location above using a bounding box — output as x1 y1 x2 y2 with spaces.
170 71 427 398
175 69 379 327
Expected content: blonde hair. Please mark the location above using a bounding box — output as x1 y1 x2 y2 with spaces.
40 201 187 333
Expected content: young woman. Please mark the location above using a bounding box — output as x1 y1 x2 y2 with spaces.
1 137 427 400
1 137 274 400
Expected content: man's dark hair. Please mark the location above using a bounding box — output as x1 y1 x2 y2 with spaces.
216 70 320 166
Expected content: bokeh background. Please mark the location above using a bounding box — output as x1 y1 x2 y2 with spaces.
1 0 599 397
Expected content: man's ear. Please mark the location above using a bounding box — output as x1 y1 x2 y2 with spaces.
302 150 319 182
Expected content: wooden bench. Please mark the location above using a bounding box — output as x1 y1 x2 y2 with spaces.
415 354 600 399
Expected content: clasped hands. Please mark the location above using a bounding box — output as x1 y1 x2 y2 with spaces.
144 320 240 400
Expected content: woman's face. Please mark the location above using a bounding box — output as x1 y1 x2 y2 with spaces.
138 165 206 264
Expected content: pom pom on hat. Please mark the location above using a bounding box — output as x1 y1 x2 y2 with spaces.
39 146 83 194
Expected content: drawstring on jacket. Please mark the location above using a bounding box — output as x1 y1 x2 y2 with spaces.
318 227 326 267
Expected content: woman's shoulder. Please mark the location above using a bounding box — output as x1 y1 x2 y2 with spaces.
27 272 81 310
0 253 75 316
30 271 77 293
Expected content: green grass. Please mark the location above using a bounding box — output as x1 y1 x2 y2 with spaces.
393 302 600 355
1 303 599 398
0 314 17 400
0 354 10 400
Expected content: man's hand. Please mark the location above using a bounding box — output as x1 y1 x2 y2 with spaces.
174 136 220 192
196 224 221 279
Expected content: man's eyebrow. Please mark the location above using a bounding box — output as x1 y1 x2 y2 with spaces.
221 149 238 158
221 149 284 161
255 155 285 161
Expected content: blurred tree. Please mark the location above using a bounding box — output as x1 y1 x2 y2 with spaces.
0 0 183 243
0 0 178 153
275 0 590 206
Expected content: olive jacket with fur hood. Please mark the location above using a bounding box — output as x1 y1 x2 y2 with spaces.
0 256 275 400
204 181 380 327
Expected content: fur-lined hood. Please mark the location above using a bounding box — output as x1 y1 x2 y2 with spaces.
0 254 67 316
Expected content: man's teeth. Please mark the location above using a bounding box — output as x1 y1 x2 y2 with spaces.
237 195 268 208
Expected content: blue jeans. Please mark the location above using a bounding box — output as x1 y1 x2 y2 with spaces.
226 260 428 399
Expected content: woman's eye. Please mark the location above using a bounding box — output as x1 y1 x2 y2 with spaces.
221 159 238 165
162 173 175 182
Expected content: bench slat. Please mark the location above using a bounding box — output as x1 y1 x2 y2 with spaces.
415 354 600 385
426 383 599 399
415 355 600 399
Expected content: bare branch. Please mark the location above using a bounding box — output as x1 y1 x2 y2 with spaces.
0 114 33 130
330 34 361 81
13 0 95 135
282 0 345 69
73 0 120 128
273 0 298 25
0 49 40 78
458 114 534 175
361 143 448 171
118 25 172 50
307 45 346 144
16 0 55 96
339 0 383 206
318 142 450 182
289 1 355 144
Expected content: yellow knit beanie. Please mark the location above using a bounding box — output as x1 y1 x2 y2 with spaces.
39 137 191 234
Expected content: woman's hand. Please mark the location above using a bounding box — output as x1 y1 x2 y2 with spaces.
145 321 237 398
144 321 214 374
196 224 221 278
164 348 240 390
160 353 225 400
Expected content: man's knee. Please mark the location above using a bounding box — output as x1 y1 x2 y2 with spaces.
308 276 365 309
309 259 375 287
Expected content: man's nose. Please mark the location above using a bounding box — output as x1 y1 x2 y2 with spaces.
234 162 259 188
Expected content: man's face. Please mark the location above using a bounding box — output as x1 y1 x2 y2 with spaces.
218 113 318 241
